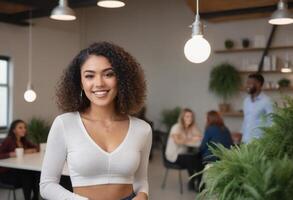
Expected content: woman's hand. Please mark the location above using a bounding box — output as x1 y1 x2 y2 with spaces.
172 133 186 145
132 192 148 200
190 135 202 142
24 148 37 154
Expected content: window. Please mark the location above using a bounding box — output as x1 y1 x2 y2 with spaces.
0 56 10 131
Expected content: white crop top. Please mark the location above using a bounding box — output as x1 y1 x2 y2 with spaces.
40 112 152 200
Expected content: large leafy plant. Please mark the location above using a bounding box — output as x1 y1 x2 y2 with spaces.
199 97 293 200
27 117 50 144
257 96 293 159
209 62 241 103
160 107 181 132
200 145 293 200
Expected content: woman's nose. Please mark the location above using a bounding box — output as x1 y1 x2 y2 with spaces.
94 75 104 86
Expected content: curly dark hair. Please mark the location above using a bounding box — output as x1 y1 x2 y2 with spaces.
56 42 146 115
248 73 265 86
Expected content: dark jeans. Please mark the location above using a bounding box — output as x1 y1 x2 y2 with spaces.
0 169 40 200
121 192 136 200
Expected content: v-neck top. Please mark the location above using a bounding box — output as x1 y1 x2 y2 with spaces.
40 112 152 200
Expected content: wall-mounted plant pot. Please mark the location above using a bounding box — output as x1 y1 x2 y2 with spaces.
225 40 234 49
278 78 291 88
219 103 231 113
242 38 250 48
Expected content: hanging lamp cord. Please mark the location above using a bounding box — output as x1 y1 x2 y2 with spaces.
196 0 199 16
28 11 32 86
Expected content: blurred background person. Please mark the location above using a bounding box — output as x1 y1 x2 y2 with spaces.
200 110 233 163
241 73 273 144
0 119 40 200
165 108 202 190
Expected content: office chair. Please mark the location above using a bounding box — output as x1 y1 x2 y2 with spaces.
160 132 186 194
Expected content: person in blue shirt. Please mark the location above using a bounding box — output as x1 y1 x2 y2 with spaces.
200 110 233 162
241 73 273 144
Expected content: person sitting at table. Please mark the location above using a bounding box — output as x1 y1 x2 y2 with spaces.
200 110 233 163
165 108 202 190
0 119 40 200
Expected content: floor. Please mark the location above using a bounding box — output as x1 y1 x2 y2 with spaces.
0 149 198 200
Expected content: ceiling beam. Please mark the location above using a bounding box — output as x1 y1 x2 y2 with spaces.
1 0 54 8
185 0 293 22
202 3 293 18
0 13 29 26
6 0 99 24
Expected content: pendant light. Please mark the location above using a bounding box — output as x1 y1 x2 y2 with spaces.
269 0 293 25
50 0 76 21
97 0 125 8
24 16 37 103
184 0 211 64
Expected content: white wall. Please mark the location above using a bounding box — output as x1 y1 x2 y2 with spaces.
0 18 80 126
80 0 216 132
1 0 293 133
79 0 293 132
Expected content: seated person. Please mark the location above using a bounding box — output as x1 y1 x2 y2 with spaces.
165 108 202 190
0 119 40 200
200 110 233 163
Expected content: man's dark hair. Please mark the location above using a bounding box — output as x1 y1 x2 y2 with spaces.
248 73 264 86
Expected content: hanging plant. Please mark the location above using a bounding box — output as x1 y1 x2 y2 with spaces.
209 62 241 112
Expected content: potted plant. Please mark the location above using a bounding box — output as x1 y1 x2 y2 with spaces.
160 107 181 132
209 62 241 112
198 97 293 200
242 38 250 48
27 117 50 152
278 78 291 88
224 39 234 49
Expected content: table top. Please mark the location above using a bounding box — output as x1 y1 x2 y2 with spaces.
0 152 69 176
185 140 201 148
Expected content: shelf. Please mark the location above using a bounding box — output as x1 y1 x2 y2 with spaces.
220 111 243 117
238 70 293 74
264 87 293 91
214 45 293 53
240 87 293 92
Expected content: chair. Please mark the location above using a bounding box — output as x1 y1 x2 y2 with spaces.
160 132 186 194
0 181 21 200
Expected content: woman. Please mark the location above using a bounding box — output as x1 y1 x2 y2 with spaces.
40 42 152 200
165 108 202 189
0 119 39 200
200 110 233 162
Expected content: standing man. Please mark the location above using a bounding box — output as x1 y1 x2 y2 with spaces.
241 73 273 144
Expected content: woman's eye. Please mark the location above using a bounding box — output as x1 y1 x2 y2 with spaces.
85 75 94 79
105 71 115 78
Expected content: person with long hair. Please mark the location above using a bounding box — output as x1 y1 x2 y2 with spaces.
200 110 233 162
40 42 152 200
0 119 39 200
165 108 202 190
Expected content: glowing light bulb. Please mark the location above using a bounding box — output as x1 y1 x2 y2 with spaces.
97 0 125 8
24 89 37 102
184 35 211 63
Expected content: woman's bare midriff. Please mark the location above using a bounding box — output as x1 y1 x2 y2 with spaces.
74 184 133 200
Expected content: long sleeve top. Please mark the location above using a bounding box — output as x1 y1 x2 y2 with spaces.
40 112 152 200
0 136 37 173
200 125 233 162
241 92 273 144
165 123 201 162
